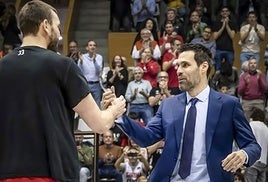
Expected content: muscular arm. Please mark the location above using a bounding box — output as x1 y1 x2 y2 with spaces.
73 94 126 134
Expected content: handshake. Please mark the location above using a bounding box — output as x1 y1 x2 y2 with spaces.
101 86 126 119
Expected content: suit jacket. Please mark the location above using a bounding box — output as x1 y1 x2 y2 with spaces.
118 89 261 182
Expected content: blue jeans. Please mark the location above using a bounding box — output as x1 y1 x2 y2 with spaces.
129 104 153 124
240 52 260 66
87 82 103 108
214 50 234 71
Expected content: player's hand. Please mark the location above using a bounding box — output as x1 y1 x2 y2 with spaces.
101 86 116 110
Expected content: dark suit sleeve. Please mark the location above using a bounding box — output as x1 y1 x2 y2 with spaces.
116 104 166 147
233 98 261 166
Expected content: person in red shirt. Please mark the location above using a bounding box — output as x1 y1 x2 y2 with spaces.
162 37 183 88
158 21 184 56
137 47 160 88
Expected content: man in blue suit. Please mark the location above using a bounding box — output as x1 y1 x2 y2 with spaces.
103 43 261 181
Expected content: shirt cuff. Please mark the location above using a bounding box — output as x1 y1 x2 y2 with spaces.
241 149 249 164
115 116 124 124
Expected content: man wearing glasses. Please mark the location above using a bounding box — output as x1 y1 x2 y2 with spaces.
191 26 216 59
149 71 181 114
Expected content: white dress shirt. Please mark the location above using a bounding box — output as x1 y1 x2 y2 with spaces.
171 86 210 182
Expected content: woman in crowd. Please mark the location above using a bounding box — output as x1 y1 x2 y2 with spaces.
107 55 129 97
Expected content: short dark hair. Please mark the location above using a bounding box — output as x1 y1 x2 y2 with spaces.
250 107 265 122
179 43 213 76
18 0 57 36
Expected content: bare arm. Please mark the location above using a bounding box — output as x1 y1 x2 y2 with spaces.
73 92 126 134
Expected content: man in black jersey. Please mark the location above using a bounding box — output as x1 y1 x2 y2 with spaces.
0 1 126 182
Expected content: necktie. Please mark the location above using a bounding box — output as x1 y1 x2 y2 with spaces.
178 98 199 179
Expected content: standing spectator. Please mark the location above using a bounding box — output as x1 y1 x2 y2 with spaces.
212 6 237 71
244 107 268 182
159 21 184 55
0 1 126 181
67 40 80 64
78 40 103 108
160 7 184 37
149 71 181 114
98 130 123 182
191 26 216 58
110 0 132 32
0 4 21 49
185 10 207 43
75 133 93 182
107 55 128 98
137 47 160 88
131 28 161 61
132 0 156 32
239 11 265 66
125 67 153 125
115 146 150 181
162 37 183 88
238 57 266 121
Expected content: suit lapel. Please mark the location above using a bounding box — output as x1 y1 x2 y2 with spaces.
206 89 223 155
174 93 187 149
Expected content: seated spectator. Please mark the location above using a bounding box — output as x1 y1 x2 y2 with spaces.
237 57 266 121
115 146 150 181
137 47 160 88
191 26 216 58
149 71 181 114
244 107 268 181
125 67 153 125
75 133 93 182
110 0 132 32
210 61 239 96
67 40 81 64
106 55 128 97
132 0 156 32
185 10 207 43
162 37 182 88
98 130 123 182
159 21 184 56
160 8 184 37
239 11 265 67
132 28 161 61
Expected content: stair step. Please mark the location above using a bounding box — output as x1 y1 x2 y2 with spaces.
80 1 110 9
77 16 110 25
74 31 108 39
77 25 110 31
79 9 110 16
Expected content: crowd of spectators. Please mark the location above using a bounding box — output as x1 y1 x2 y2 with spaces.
1 0 268 181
